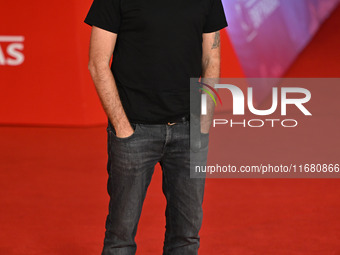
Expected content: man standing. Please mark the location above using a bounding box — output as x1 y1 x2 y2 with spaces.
85 0 227 254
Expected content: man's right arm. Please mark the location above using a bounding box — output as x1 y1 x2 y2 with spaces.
88 26 134 138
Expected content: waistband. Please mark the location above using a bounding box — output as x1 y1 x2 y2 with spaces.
108 115 190 127
166 115 190 125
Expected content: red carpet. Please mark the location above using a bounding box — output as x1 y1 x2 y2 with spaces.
1 6 340 255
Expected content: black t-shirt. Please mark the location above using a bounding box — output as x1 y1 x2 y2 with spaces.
85 0 228 124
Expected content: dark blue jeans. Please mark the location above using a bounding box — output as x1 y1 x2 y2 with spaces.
102 119 209 255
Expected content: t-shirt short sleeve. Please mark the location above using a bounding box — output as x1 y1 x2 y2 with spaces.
203 0 228 33
84 0 121 34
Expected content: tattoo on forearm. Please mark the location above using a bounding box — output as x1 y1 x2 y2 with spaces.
211 32 220 49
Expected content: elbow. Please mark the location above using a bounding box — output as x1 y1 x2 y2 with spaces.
202 55 220 68
202 58 219 68
87 60 97 77
87 60 110 80
202 57 221 77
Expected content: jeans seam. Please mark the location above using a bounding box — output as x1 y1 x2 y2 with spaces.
162 166 172 254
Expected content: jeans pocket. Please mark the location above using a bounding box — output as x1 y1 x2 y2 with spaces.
108 122 139 141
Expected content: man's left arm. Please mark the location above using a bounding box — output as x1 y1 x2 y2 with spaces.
201 30 221 133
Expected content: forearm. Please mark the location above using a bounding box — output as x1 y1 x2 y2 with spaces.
200 62 220 133
88 63 131 131
200 34 221 133
87 27 133 137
